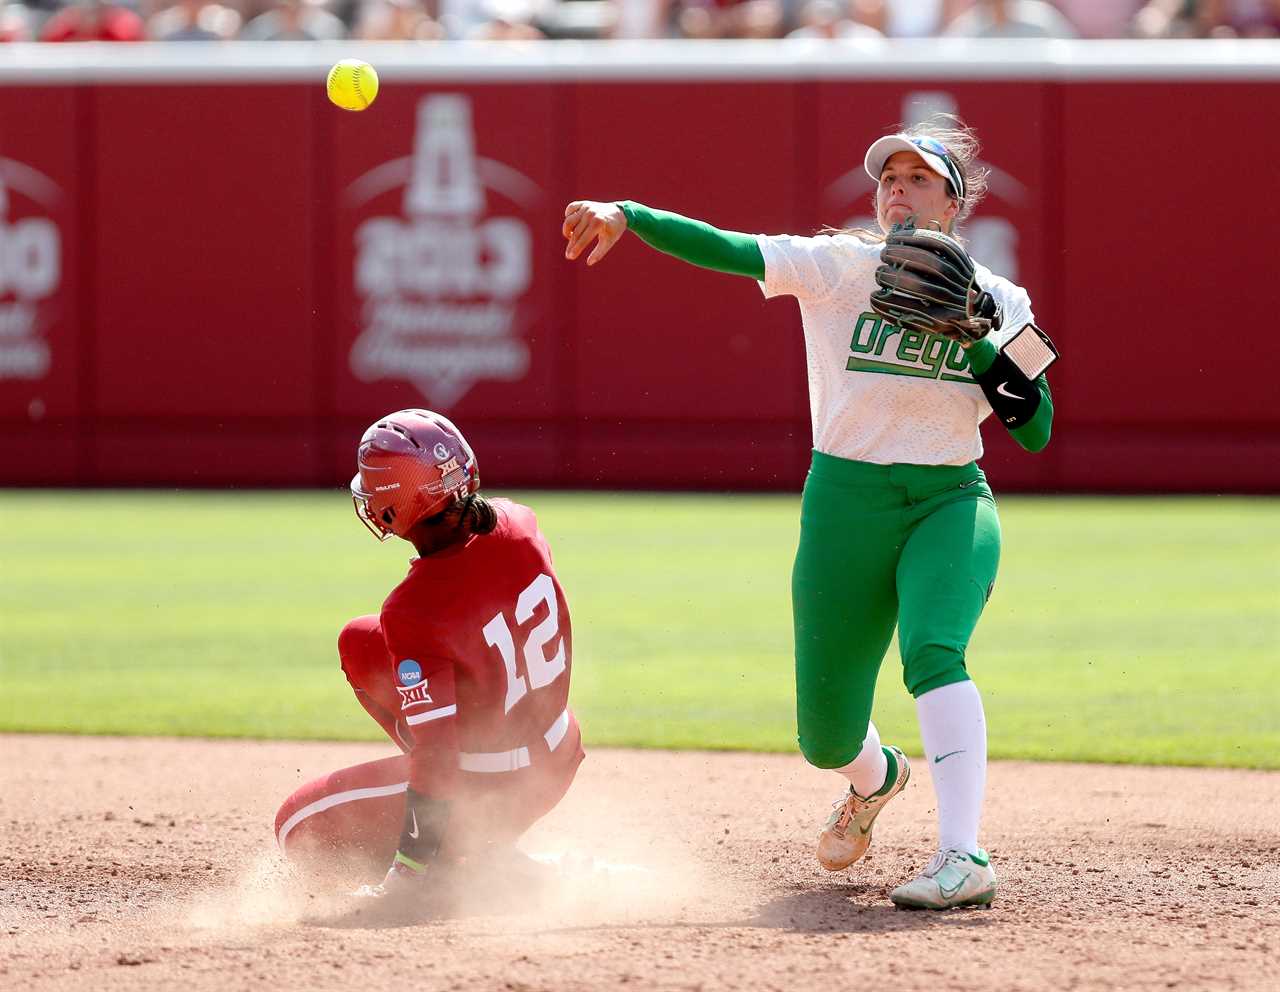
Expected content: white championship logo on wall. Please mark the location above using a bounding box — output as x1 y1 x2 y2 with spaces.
0 158 62 381
346 94 540 407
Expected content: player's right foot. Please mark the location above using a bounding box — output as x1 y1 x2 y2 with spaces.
816 746 910 871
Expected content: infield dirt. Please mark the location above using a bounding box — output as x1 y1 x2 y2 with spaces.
2 735 1276 992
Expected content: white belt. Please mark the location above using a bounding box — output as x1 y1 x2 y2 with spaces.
458 707 571 774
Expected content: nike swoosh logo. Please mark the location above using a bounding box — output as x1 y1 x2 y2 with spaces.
408 809 419 840
959 479 980 489
996 382 1023 400
934 749 966 764
939 871 970 899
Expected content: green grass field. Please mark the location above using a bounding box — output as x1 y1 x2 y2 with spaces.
1 491 1277 768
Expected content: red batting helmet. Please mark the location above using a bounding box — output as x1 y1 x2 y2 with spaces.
350 409 480 541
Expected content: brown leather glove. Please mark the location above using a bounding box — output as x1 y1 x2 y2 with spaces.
870 225 1002 344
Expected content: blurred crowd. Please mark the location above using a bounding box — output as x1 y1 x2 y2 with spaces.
1 0 1278 43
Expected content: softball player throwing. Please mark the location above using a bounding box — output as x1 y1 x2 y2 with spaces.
563 116 1056 910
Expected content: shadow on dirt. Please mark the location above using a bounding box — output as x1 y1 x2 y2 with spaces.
306 879 998 935
745 882 998 933
304 898 451 931
301 866 564 931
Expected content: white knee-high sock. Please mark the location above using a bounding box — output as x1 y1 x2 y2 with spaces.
834 720 888 797
915 680 987 855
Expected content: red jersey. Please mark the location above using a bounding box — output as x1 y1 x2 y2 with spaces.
374 499 576 796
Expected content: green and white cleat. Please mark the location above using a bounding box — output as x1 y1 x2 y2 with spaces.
890 848 997 910
816 746 911 871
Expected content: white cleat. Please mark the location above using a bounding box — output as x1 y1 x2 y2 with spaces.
816 746 911 871
890 848 997 910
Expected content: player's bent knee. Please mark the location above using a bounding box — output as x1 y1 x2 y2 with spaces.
798 736 862 770
797 706 869 769
338 615 380 654
338 614 384 676
904 643 970 698
273 783 324 853
274 757 410 886
273 791 299 846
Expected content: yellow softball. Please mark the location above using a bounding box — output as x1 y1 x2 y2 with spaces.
326 59 379 112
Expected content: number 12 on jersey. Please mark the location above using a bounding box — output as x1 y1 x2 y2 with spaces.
481 572 567 713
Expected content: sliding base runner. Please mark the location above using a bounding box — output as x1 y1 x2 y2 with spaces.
275 409 583 901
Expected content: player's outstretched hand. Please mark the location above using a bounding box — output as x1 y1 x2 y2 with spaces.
563 200 627 266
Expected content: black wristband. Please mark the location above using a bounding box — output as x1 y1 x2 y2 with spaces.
397 788 450 866
972 351 1042 428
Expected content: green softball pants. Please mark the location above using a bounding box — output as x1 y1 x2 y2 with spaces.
792 451 1002 769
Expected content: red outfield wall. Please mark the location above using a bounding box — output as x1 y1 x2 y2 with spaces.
1 46 1277 492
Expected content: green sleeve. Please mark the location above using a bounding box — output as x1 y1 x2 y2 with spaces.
966 337 1054 453
618 201 765 281
1008 377 1053 452
963 337 1000 374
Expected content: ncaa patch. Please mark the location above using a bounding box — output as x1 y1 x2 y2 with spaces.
397 659 423 686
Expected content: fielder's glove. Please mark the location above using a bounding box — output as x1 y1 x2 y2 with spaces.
870 225 1002 344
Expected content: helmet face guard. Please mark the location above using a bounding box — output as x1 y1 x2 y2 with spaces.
350 409 480 541
351 481 395 541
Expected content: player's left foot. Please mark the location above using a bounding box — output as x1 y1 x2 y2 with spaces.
889 848 997 910
816 746 910 871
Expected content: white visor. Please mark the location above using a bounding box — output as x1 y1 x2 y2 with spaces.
864 134 965 201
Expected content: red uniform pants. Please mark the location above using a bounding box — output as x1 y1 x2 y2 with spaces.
273 616 583 881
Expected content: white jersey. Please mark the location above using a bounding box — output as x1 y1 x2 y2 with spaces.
757 233 1035 467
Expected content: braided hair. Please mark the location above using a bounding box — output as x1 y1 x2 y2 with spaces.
422 492 498 537
453 492 498 535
